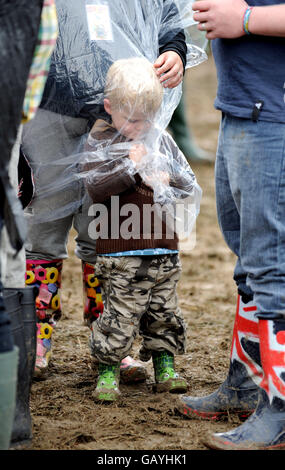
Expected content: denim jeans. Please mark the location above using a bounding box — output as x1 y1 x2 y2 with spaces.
215 114 285 319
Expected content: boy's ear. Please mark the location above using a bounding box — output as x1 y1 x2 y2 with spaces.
104 98 112 115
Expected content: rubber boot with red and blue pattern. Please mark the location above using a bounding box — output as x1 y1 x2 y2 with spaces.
202 318 285 450
177 292 261 420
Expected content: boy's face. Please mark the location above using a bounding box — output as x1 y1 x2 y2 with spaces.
104 99 152 140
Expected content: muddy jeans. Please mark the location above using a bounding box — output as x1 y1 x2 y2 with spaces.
216 114 285 319
90 253 187 364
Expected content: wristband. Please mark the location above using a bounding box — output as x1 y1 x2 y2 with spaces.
243 6 253 35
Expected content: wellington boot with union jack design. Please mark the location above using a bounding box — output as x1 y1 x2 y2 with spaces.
177 293 261 420
202 318 285 450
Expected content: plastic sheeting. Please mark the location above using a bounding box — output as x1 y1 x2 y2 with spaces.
39 0 207 123
22 0 205 249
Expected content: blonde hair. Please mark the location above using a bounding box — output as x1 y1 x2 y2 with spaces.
104 57 163 117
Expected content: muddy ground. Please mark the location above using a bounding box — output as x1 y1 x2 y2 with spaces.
28 54 245 452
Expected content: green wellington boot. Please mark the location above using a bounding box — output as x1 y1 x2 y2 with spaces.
0 347 18 450
152 350 187 393
93 362 121 402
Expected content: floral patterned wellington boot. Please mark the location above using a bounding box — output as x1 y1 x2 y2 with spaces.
82 261 104 327
25 259 63 377
83 261 147 383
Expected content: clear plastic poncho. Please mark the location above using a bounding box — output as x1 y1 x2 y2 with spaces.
21 0 206 252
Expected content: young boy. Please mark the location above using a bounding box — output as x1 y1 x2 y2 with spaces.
83 57 200 402
20 0 188 380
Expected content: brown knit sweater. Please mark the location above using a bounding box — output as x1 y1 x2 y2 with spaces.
84 120 193 254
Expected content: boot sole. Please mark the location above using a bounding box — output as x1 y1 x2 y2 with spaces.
92 387 121 403
176 401 254 421
202 433 285 451
153 379 187 394
33 366 49 380
9 437 32 450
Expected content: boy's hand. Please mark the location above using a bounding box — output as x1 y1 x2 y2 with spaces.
129 143 147 166
144 171 170 188
154 51 183 88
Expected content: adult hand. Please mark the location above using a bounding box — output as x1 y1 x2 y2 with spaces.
154 51 183 89
192 0 249 39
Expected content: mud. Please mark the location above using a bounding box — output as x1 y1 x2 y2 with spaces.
29 54 244 451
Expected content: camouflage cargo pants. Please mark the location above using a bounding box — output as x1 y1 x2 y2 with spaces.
90 254 187 364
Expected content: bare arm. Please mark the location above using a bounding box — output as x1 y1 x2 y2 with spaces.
192 0 285 40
